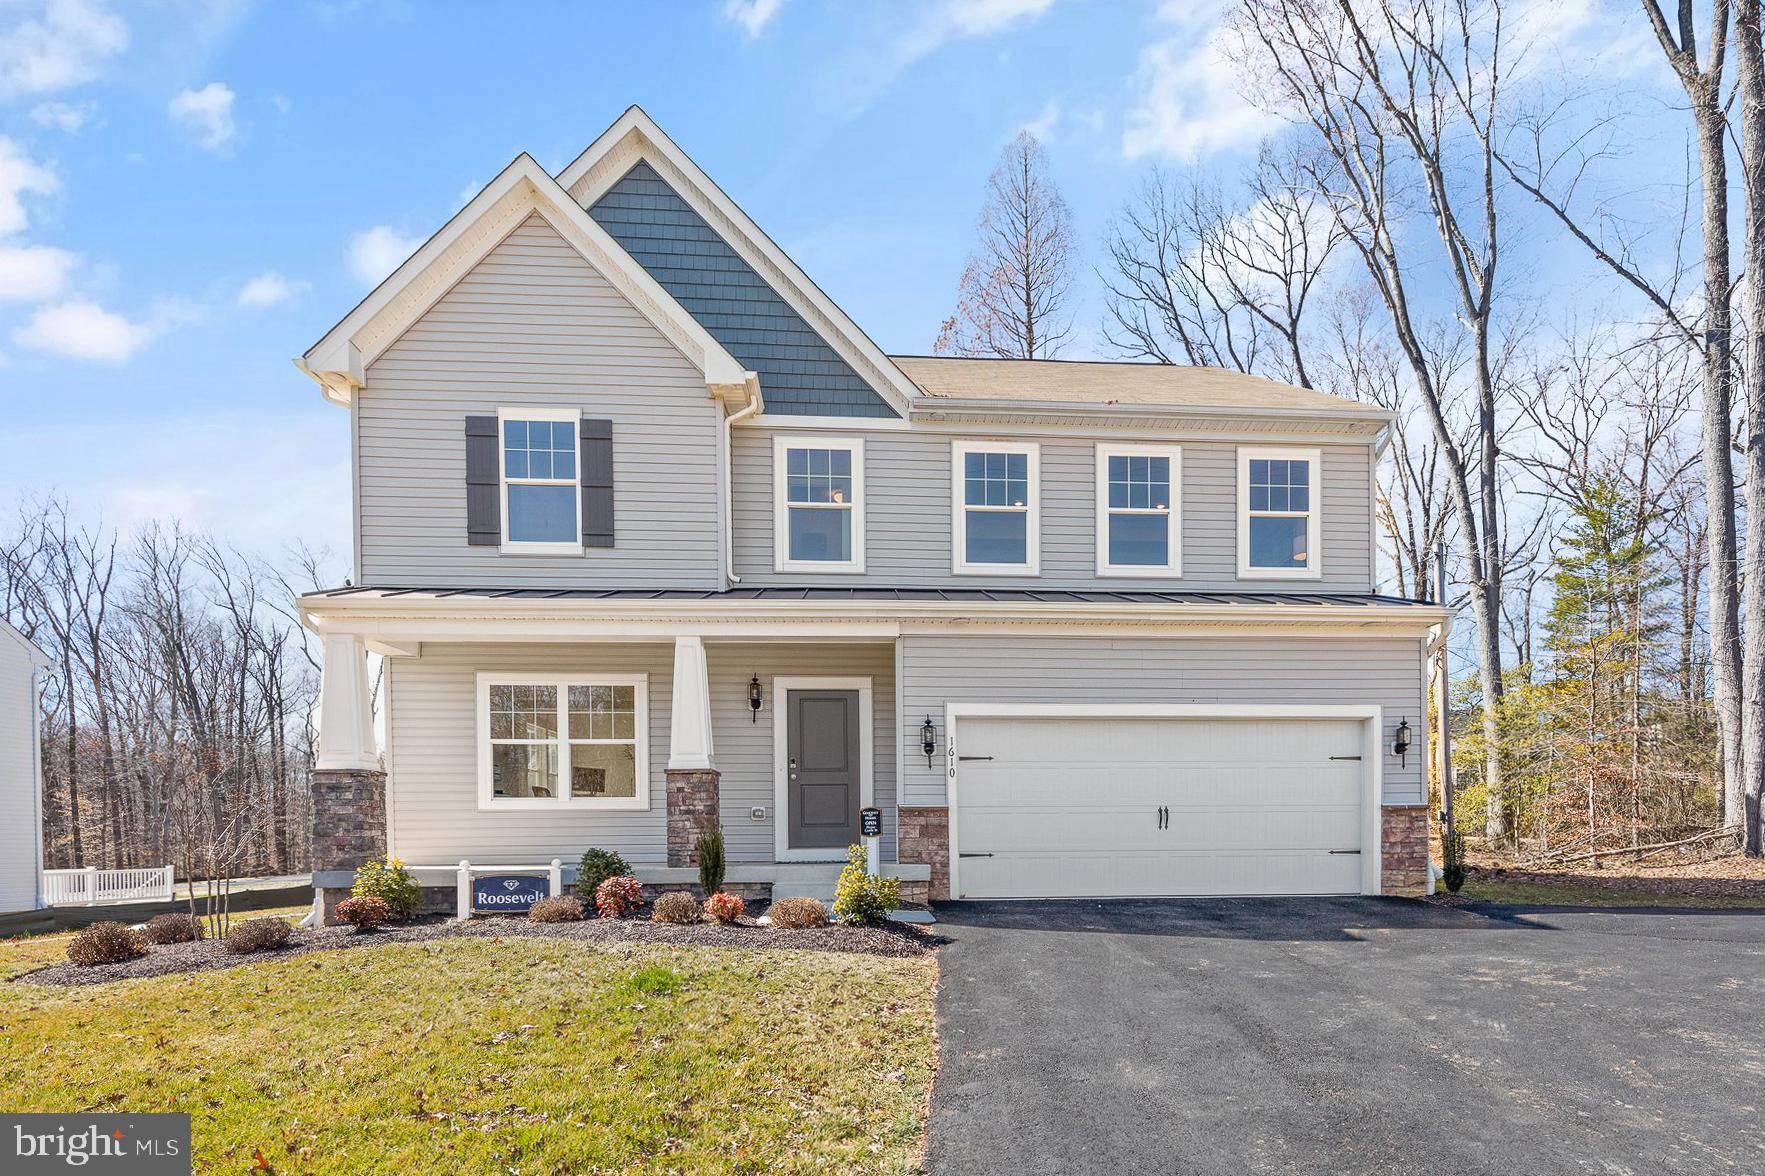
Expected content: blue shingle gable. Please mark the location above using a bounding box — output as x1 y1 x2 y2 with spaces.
588 162 899 418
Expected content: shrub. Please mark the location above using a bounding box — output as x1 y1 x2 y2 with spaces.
528 895 585 923
651 890 700 924
335 895 390 930
594 875 644 919
703 891 745 924
576 848 633 902
142 912 204 945
832 843 900 925
696 825 725 897
627 965 681 996
66 922 146 967
351 857 421 921
766 896 828 930
1441 827 1467 893
223 917 293 955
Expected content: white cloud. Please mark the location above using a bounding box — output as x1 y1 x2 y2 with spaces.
13 299 153 362
0 136 57 236
724 0 787 39
1122 16 1282 161
0 241 74 301
348 224 422 285
1018 98 1059 141
237 270 306 307
29 98 95 132
168 81 237 152
825 0 1055 115
0 0 128 99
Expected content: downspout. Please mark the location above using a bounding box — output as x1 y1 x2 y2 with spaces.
722 397 762 586
29 665 47 910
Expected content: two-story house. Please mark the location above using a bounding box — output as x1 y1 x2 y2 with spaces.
297 107 1446 916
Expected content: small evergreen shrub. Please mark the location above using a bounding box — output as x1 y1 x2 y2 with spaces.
351 857 421 921
1441 827 1467 893
335 895 390 929
528 895 585 923
576 848 632 901
594 875 644 918
703 891 745 924
142 913 203 945
223 917 293 954
766 896 829 930
66 922 146 967
696 825 725 897
832 843 899 925
651 890 700 924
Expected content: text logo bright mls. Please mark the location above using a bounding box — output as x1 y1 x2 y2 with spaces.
2 1115 190 1174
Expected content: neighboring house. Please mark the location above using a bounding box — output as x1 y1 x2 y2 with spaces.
296 107 1447 915
0 620 49 916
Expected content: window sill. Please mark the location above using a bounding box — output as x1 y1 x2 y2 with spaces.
499 542 585 557
1098 565 1183 579
1235 567 1324 581
953 563 1041 577
774 560 867 574
478 797 651 812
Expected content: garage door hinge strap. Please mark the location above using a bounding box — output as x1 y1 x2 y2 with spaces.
959 755 994 761
959 852 994 858
1328 849 1362 855
1329 755 1363 760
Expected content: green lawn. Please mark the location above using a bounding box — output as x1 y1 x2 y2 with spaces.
0 936 939 1173
1455 876 1765 910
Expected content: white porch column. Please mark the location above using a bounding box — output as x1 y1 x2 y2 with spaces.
667 634 715 770
315 633 379 771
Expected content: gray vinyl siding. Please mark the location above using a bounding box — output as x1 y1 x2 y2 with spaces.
734 425 1376 592
0 632 41 912
356 213 722 589
899 633 1427 807
385 640 895 866
587 162 897 418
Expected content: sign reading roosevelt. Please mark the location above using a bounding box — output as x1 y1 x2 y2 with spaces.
471 874 549 914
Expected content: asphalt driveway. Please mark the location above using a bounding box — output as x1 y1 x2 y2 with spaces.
927 898 1765 1175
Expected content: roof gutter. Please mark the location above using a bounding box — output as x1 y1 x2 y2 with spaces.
909 396 1392 430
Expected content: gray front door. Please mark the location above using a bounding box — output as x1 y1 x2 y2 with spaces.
787 689 861 851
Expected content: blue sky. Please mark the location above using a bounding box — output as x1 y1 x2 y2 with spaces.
0 0 1685 563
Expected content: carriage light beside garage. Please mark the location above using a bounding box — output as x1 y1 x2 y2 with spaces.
921 716 938 766
748 674 763 722
1394 717 1411 766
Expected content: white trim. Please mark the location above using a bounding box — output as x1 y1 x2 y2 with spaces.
772 435 866 574
943 703 1383 899
1237 446 1324 580
496 406 583 555
772 675 875 862
474 672 651 811
1095 442 1183 578
951 439 1041 576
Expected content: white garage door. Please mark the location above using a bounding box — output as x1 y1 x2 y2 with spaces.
952 714 1371 899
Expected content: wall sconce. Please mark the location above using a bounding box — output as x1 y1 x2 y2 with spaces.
1393 717 1411 766
921 715 938 766
748 675 763 723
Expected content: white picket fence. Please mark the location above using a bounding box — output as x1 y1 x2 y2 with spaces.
42 865 175 906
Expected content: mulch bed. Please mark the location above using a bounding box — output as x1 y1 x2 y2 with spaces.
13 914 942 989
1442 860 1765 905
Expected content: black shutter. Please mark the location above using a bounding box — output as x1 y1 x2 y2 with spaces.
580 418 614 548
464 415 500 546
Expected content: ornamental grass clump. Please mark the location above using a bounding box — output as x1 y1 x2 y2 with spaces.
651 891 700 924
575 848 632 902
351 857 421 921
66 922 146 967
142 912 203 945
527 895 585 923
335 895 390 930
696 825 725 896
223 917 292 955
594 875 644 919
766 896 828 930
832 843 899 925
703 891 744 924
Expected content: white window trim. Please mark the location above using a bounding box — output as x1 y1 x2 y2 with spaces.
1095 443 1182 578
1237 445 1323 580
951 439 1040 576
497 406 583 555
772 675 875 862
772 435 866 573
475 671 650 811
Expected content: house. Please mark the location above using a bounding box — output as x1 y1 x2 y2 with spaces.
0 620 49 918
296 107 1447 916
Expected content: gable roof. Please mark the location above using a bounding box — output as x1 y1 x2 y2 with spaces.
1 619 49 669
890 356 1390 418
557 106 918 417
299 152 757 409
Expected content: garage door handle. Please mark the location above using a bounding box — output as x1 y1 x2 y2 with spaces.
1328 849 1362 855
959 852 994 858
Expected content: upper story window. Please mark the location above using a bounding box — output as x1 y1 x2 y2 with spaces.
476 673 649 810
773 437 865 572
500 408 579 552
1238 446 1322 579
952 440 1039 575
1096 444 1181 576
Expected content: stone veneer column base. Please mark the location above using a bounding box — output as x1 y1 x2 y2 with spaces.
310 766 387 925
1382 805 1430 896
897 806 950 902
666 769 721 868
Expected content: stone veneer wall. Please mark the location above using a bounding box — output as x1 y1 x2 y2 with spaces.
897 806 950 902
310 767 387 922
1381 805 1430 896
665 769 721 867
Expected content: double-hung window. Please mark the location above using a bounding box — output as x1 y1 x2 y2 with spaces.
1238 446 1322 578
952 440 1039 574
1096 444 1181 576
773 437 864 572
499 408 579 552
476 673 649 810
